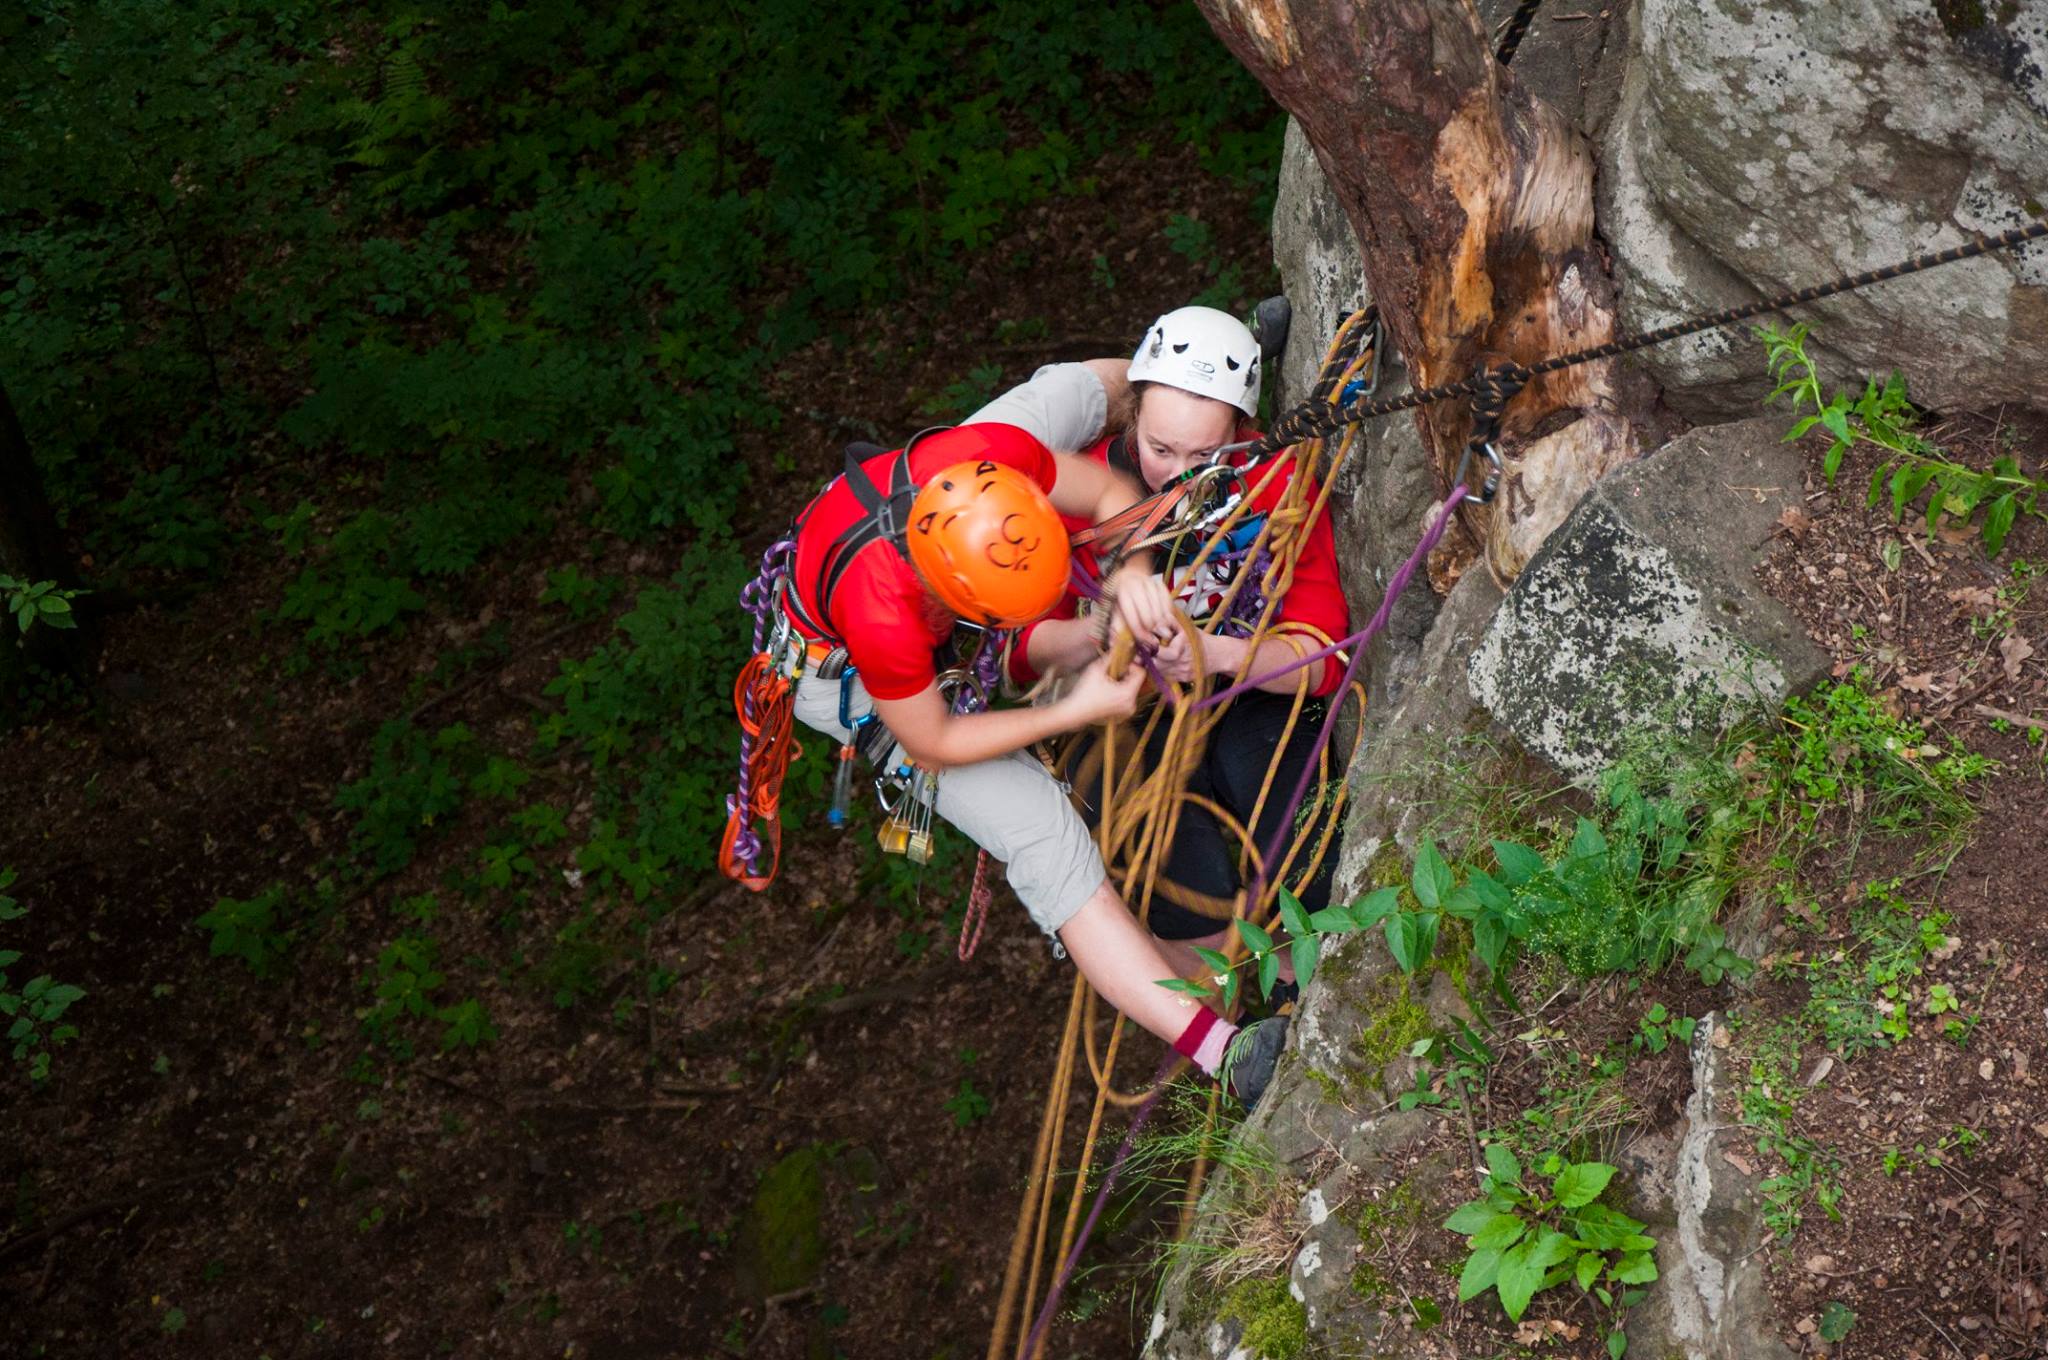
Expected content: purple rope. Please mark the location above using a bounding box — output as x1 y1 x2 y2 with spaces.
1019 491 1468 1355
1241 488 1468 908
1021 1054 1178 1359
727 537 797 873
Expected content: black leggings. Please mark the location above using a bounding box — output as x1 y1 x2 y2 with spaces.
1066 691 1342 941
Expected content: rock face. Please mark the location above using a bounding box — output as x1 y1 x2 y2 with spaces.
1624 1014 1800 1360
1468 416 1828 781
1602 0 2048 423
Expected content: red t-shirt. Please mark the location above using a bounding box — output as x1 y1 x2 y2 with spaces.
788 423 1058 701
1010 433 1351 697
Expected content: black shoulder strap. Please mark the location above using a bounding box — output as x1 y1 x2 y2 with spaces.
807 428 953 638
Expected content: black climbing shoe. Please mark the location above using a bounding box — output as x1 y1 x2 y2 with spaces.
1240 977 1300 1022
1221 1015 1290 1112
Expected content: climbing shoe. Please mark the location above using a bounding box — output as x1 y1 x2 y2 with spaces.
1221 1015 1290 1112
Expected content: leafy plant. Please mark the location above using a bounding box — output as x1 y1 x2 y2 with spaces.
1761 321 2044 554
943 1079 992 1128
0 575 81 636
1 870 85 1083
195 885 294 978
1444 1146 1654 1353
1630 1003 1696 1056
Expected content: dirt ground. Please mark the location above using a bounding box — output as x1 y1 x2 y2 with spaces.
0 143 1275 1359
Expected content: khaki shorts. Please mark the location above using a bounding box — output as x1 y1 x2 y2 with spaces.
792 671 1107 936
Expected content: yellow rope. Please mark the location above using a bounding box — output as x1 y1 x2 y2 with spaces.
988 310 1382 1357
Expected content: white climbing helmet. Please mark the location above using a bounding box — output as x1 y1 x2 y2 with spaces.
1128 305 1261 417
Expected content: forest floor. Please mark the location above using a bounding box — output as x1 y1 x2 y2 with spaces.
0 143 1275 1359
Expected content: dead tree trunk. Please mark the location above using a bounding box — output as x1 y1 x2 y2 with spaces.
1196 0 1659 582
0 377 89 691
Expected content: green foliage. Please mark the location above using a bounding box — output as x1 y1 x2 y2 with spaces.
0 869 84 1083
1818 1300 1857 1343
359 931 497 1055
1761 321 2044 554
1739 1017 1843 1238
942 1079 992 1128
1445 1148 1653 1351
0 575 81 635
1766 671 1986 851
195 885 294 978
335 721 477 876
1799 879 1953 1055
1630 1003 1696 1056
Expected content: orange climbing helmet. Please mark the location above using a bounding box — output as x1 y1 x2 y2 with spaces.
905 459 1070 628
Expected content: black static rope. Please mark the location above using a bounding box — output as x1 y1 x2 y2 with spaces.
1242 218 2048 466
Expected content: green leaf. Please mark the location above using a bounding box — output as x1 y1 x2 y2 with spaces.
1278 889 1310 940
1825 438 1847 483
1443 885 1483 921
1495 1241 1544 1321
1817 1301 1857 1343
1258 949 1280 1002
1484 1142 1523 1189
1575 1250 1603 1292
1470 1213 1527 1252
1306 906 1357 934
1819 404 1852 446
1474 913 1510 972
1191 946 1233 975
1411 841 1451 910
1291 933 1319 991
1155 977 1213 998
1457 1245 1503 1302
1386 911 1438 975
1464 868 1512 912
1349 887 1400 930
1236 918 1273 956
1984 493 2017 555
1492 841 1544 886
1222 969 1240 1010
1608 1328 1628 1360
1553 1162 1617 1208
1611 1251 1660 1284
1443 1200 1498 1235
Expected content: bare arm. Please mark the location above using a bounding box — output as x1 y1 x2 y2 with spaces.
872 654 1143 769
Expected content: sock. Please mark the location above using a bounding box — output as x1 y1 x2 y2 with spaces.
1173 1007 1238 1077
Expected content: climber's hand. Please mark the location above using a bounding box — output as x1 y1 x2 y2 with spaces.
1062 652 1146 727
1152 627 1198 685
1108 565 1177 650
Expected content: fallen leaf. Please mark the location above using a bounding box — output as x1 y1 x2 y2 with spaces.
1930 934 1962 961
1722 1148 1758 1176
1948 586 1998 616
2000 634 2035 683
1806 1253 1838 1275
1711 1025 1732 1049
1980 1058 1995 1080
1900 671 1940 694
1776 505 1812 539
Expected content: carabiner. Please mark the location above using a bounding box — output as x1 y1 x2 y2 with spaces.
1453 441 1505 505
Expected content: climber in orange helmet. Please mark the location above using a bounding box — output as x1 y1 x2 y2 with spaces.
769 411 1290 1107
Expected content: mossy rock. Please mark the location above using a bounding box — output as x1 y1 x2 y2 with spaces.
735 1144 827 1303
1220 1274 1308 1360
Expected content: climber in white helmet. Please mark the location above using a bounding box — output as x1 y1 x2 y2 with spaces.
969 298 1352 1028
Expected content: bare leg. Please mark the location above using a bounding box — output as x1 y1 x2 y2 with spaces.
1056 880 1219 1047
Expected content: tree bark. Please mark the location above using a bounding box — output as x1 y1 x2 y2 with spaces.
0 377 89 688
1195 0 1660 582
